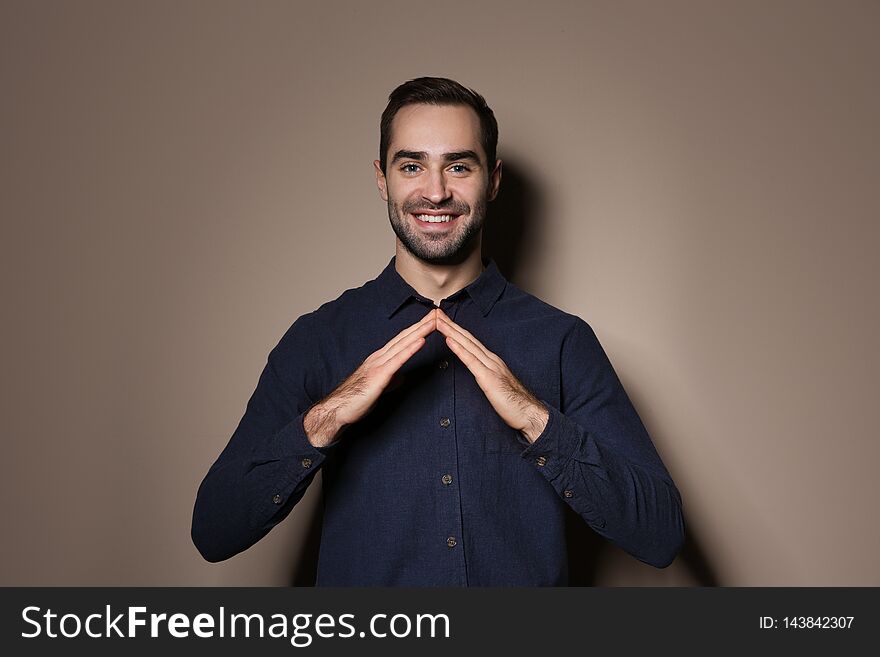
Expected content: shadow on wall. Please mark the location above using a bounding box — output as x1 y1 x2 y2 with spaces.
287 159 717 586
482 159 543 284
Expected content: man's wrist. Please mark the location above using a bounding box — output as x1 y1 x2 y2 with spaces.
303 401 344 449
520 402 550 444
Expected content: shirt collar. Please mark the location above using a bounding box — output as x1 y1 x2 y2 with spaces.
375 256 507 319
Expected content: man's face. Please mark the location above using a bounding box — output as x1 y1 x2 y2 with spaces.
375 104 501 265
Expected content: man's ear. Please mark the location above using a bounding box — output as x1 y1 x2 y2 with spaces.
374 160 388 202
488 158 502 201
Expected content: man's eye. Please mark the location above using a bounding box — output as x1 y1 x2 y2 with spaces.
401 164 421 173
449 164 470 173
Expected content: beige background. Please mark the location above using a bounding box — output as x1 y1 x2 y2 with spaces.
2 0 878 586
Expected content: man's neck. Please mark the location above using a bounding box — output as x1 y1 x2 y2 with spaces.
394 243 485 307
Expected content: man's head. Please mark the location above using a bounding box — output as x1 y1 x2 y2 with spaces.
375 77 502 265
378 77 498 176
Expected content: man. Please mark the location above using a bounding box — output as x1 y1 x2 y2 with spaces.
192 77 684 585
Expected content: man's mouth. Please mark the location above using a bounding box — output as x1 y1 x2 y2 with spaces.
411 211 461 225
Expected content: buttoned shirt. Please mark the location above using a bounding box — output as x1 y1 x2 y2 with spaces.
191 257 684 585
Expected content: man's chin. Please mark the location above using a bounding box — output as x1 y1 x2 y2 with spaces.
402 240 477 266
389 211 481 266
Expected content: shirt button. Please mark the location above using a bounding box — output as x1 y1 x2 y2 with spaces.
301 458 312 468
438 360 449 370
439 417 451 428
447 536 457 548
441 474 453 485
563 490 574 498
535 456 547 467
272 494 283 505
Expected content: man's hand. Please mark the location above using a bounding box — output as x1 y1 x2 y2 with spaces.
435 308 549 443
303 309 437 448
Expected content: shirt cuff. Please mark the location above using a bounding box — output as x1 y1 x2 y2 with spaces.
248 411 329 523
261 411 332 462
519 401 606 528
519 401 580 482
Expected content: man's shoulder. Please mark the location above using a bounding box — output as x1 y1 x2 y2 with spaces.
495 282 607 365
498 278 585 332
274 273 379 345
310 278 376 321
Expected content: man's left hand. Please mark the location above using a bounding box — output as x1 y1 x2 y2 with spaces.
435 308 549 443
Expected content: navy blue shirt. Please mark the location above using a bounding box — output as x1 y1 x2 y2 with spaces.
192 257 684 585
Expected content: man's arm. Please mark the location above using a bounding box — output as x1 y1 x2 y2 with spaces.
191 309 439 562
520 317 684 568
190 315 330 562
436 309 684 568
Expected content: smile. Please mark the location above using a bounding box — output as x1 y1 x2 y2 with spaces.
415 214 456 223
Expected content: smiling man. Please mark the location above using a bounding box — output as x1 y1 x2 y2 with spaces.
192 77 684 585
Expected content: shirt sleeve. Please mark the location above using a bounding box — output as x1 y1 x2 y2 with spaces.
191 315 331 562
520 317 685 568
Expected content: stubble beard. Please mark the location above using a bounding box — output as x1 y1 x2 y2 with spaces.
386 196 486 266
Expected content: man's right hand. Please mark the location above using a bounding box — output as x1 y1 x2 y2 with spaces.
303 308 438 448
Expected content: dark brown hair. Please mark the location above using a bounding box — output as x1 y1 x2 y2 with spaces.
379 77 498 173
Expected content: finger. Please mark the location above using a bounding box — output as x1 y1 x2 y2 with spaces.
375 314 436 368
380 334 427 377
435 310 489 353
436 316 491 366
445 334 493 382
437 320 487 367
437 311 504 365
373 309 437 361
436 315 499 369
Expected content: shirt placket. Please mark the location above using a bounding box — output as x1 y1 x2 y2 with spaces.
435 297 468 585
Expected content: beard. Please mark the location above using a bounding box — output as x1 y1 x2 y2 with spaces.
386 195 486 266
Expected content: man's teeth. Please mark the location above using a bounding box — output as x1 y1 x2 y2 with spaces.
416 214 454 223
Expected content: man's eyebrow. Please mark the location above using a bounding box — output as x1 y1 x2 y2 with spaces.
443 150 480 163
390 149 482 164
391 150 427 163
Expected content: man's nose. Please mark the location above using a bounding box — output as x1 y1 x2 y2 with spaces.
422 169 450 205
